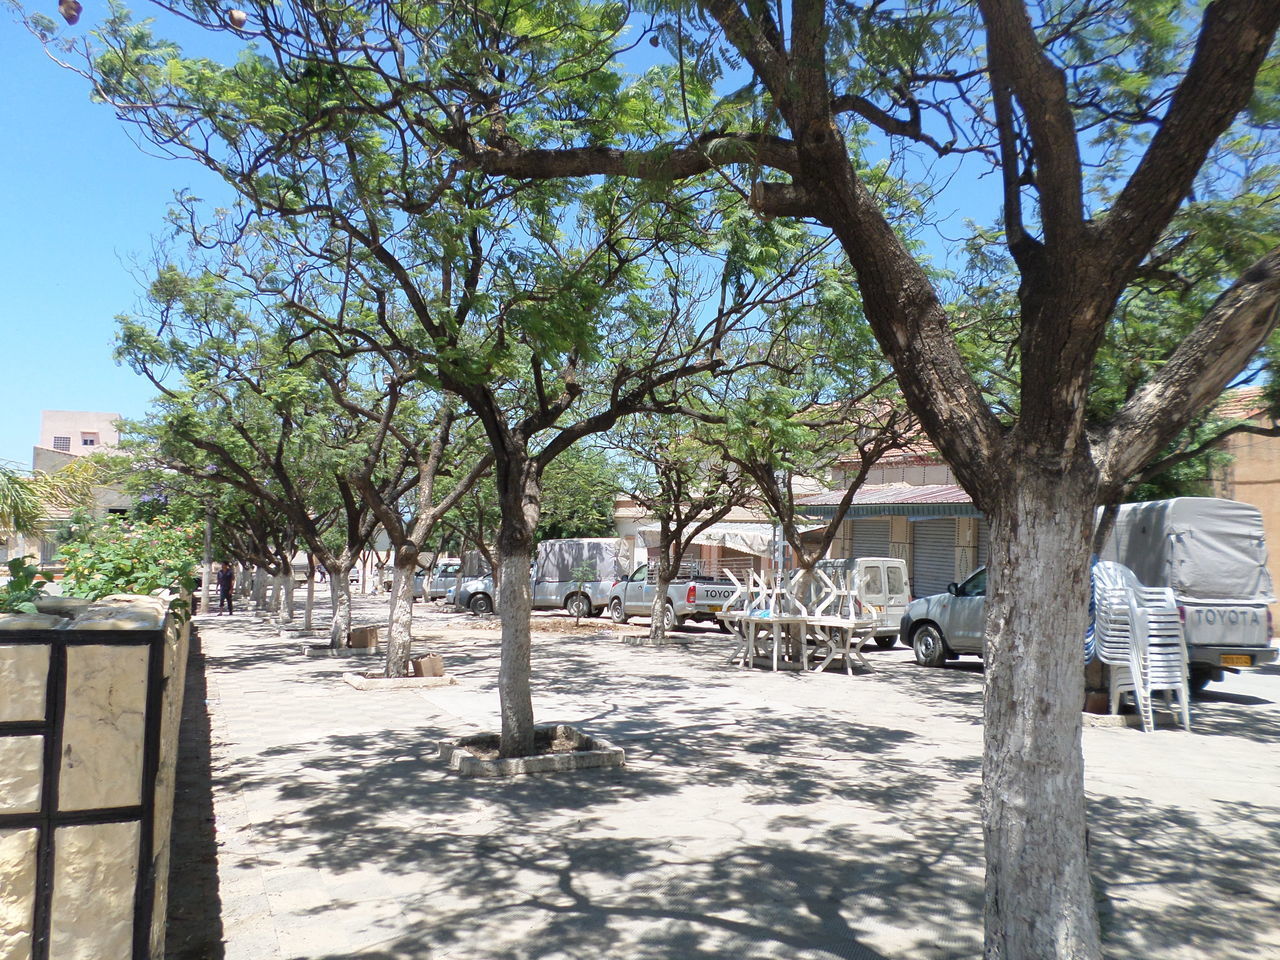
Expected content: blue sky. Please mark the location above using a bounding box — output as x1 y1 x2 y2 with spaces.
0 11 234 468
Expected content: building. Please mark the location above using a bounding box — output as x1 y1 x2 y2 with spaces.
33 411 120 470
0 412 129 565
800 449 986 598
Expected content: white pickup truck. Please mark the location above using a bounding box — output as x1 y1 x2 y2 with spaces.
607 563 739 630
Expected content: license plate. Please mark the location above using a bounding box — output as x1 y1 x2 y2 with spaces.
1221 654 1253 667
707 605 722 613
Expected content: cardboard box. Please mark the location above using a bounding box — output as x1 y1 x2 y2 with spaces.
347 625 380 648
411 654 444 677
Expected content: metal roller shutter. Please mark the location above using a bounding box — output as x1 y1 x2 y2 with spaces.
852 518 892 558
912 519 957 597
976 518 990 569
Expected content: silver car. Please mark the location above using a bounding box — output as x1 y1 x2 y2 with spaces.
898 567 987 666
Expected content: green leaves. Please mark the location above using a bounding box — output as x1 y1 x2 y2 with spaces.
0 557 48 615
58 516 201 602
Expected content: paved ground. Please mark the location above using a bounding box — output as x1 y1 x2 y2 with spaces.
168 590 1280 960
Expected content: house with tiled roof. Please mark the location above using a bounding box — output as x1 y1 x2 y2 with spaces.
792 385 1280 601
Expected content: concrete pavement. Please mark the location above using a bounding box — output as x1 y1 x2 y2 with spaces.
169 594 1280 959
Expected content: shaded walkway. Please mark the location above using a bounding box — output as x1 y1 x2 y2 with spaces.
173 596 1280 959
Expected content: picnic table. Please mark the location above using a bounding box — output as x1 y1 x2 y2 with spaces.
718 568 880 673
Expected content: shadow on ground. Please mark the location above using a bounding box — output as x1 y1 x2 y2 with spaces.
165 625 225 959
174 600 1280 960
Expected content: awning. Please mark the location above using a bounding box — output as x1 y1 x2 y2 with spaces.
798 483 981 519
635 522 776 557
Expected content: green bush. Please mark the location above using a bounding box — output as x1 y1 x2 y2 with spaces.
58 516 201 603
0 556 47 614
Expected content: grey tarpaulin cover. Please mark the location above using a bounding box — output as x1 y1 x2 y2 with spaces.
1097 497 1275 603
635 522 775 558
535 538 630 583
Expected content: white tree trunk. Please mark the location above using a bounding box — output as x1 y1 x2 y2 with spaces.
648 575 670 642
982 470 1102 959
384 558 417 677
329 578 352 649
253 568 268 613
281 574 295 623
303 571 314 632
497 549 535 757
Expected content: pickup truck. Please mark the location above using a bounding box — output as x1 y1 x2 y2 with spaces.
1097 497 1277 688
607 563 740 631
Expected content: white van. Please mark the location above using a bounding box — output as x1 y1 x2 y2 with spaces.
814 556 911 648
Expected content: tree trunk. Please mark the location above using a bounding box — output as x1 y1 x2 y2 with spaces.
281 575 294 623
384 546 419 677
982 466 1102 959
304 562 315 632
329 575 352 649
253 568 269 613
496 548 535 757
648 570 671 642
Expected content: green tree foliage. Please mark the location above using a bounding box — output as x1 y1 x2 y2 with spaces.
0 459 99 542
535 446 618 541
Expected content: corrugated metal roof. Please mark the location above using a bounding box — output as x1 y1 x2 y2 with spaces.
799 483 979 518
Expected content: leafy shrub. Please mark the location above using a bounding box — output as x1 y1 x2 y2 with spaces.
0 556 47 614
58 516 201 602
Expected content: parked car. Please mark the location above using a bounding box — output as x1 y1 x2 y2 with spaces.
899 566 987 666
811 557 911 648
378 568 426 599
425 558 462 600
900 499 1280 686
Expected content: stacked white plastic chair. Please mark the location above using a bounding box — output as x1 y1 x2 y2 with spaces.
1092 561 1191 732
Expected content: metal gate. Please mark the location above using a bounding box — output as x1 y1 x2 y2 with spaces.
912 519 957 597
976 517 990 569
852 518 893 558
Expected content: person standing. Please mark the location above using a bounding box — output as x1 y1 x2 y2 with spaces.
217 563 235 616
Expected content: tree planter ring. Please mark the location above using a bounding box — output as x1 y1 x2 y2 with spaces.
439 725 625 778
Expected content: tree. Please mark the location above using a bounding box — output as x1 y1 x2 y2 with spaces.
615 414 751 641
536 445 620 542
41 1 1280 951
0 459 97 545
118 267 417 647
428 4 1280 953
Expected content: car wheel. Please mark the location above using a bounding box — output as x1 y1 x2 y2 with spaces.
469 593 493 615
663 603 685 632
566 593 592 618
911 623 948 667
1187 666 1215 693
609 598 629 624
873 636 897 650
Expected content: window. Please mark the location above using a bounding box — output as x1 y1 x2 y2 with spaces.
52 436 71 452
887 565 905 596
81 438 95 447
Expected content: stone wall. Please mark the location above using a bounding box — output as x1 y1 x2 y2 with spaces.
0 593 191 960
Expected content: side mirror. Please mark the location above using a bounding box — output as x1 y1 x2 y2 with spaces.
947 582 960 596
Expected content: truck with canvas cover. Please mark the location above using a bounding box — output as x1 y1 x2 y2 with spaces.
454 538 629 617
1097 497 1278 688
